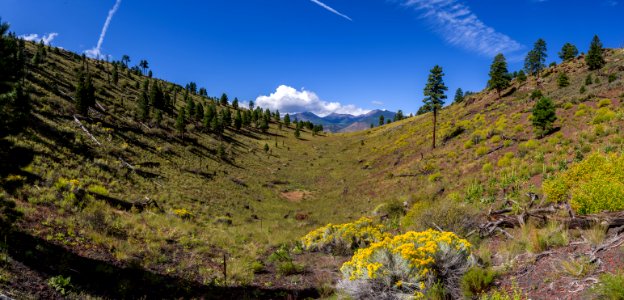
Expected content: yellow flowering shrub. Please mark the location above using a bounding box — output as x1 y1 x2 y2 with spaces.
543 152 624 214
339 229 474 299
173 208 193 219
301 217 391 254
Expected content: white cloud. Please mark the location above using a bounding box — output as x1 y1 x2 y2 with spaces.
256 85 369 116
402 0 523 56
85 0 122 58
310 0 353 21
19 33 58 45
371 100 384 106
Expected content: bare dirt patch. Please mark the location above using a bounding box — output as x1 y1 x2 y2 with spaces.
280 190 311 202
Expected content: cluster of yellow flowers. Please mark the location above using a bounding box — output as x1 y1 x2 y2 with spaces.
173 208 193 219
340 229 472 297
301 217 391 253
543 152 624 214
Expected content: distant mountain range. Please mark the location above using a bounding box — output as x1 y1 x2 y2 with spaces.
291 110 396 133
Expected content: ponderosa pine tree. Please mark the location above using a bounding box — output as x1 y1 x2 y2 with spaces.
195 103 204 122
222 108 232 126
138 91 150 121
121 55 130 68
75 73 96 116
454 88 464 103
516 70 527 83
112 64 118 85
532 97 557 137
488 53 511 99
274 109 281 122
294 126 300 138
558 43 579 61
0 20 30 136
232 97 239 110
586 35 605 71
557 72 570 88
423 65 448 149
284 113 291 127
149 82 164 110
234 110 242 130
139 59 149 75
379 115 385 126
525 39 547 79
175 109 185 137
220 93 228 106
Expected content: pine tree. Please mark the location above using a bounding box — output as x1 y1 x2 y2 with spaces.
121 55 130 68
139 59 149 75
423 65 448 149
379 115 385 126
232 97 239 110
274 110 281 122
532 97 557 137
234 110 242 130
264 143 269 153
154 109 163 127
516 70 527 83
586 35 605 71
175 109 185 137
195 103 204 122
259 117 269 133
112 64 119 85
294 127 301 138
149 82 164 110
284 113 291 127
138 91 150 121
75 73 96 116
220 93 228 106
222 108 232 126
488 53 511 98
557 72 570 88
524 38 547 78
454 88 464 103
585 74 593 85
558 43 579 61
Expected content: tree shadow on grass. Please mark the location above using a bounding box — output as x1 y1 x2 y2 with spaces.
7 230 320 299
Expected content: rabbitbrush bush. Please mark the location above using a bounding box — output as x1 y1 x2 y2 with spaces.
300 217 391 254
338 229 475 299
543 152 624 214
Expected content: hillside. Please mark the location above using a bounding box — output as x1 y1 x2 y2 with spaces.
2 33 624 299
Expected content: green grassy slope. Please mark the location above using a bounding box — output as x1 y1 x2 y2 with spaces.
2 40 624 298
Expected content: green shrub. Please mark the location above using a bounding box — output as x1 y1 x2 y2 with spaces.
543 152 624 214
87 184 109 196
593 107 616 124
590 272 624 299
461 267 497 299
608 74 617 83
250 260 265 274
475 146 488 156
497 152 514 168
48 275 72 296
277 261 304 276
482 163 494 173
428 172 443 182
402 199 480 237
598 98 612 108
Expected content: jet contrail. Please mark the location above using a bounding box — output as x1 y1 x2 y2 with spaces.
86 0 122 58
310 0 352 21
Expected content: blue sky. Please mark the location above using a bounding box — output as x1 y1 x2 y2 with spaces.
1 0 623 116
